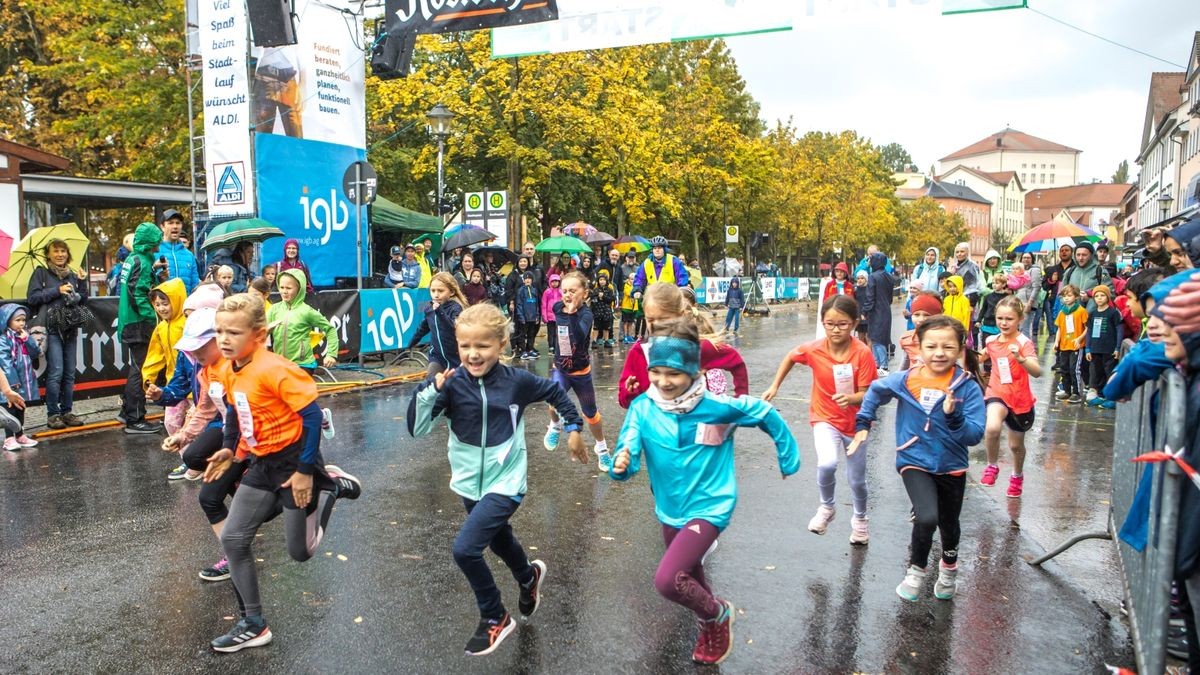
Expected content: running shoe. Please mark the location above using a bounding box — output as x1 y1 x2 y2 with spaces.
807 505 836 535
324 464 362 500
321 408 335 440
15 435 37 447
849 516 869 545
167 463 189 481
60 413 85 427
46 415 66 430
597 452 613 472
896 565 927 602
3 437 20 452
876 368 890 378
1086 395 1104 407
185 469 203 481
1054 390 1069 400
693 600 735 665
1100 399 1116 410
199 557 231 582
1068 394 1082 404
518 559 546 620
543 424 561 451
1006 474 1024 498
933 562 958 600
980 464 1000 487
125 421 163 435
211 617 272 653
464 613 516 656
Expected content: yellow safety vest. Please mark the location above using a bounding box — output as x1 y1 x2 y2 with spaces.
643 255 676 286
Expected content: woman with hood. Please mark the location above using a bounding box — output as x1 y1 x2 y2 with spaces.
27 238 89 429
980 249 1003 297
860 252 894 374
208 245 251 294
267 269 339 375
276 239 315 295
912 248 944 295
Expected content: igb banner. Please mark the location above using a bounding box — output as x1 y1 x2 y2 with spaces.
256 133 368 287
359 287 431 354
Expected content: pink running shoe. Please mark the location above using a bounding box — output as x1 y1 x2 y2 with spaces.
1007 474 1024 498
980 464 1000 487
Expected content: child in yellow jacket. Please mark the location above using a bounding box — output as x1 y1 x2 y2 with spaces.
143 278 189 434
942 275 972 332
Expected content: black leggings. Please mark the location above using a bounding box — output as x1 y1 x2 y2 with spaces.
902 470 965 569
182 427 247 525
1056 349 1080 396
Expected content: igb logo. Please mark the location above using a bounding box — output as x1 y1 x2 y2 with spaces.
299 187 349 247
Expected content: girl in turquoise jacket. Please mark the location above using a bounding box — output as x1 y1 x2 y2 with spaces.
609 318 799 666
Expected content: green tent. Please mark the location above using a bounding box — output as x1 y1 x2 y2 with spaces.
370 196 442 234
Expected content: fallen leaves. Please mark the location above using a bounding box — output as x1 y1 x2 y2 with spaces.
337 554 348 561
764 565 776 571
354 616 363 624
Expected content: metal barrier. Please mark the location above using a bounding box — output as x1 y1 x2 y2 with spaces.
1029 368 1188 675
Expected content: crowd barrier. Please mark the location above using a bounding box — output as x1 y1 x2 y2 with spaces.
1029 365 1188 675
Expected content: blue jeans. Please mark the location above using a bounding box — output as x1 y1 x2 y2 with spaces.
871 341 889 370
724 307 742 332
1043 295 1058 338
44 331 78 416
453 494 535 619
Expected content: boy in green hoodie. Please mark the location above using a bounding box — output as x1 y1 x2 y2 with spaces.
266 269 338 437
117 222 166 434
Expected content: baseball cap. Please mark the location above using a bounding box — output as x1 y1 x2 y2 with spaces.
175 307 217 353
390 245 403 256
162 208 184 222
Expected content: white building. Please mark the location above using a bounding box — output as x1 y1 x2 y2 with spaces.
1135 71 1186 229
1177 32 1200 219
939 128 1081 190
937 165 1026 245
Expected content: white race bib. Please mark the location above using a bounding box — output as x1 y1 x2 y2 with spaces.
233 391 258 448
996 357 1013 385
832 363 855 396
695 423 731 446
1065 315 1076 335
208 381 227 421
919 387 944 414
556 324 572 357
1092 317 1104 339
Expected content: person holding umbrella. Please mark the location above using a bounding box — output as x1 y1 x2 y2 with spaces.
631 236 689 298
27 238 89 429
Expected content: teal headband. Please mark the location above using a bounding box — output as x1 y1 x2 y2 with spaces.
647 336 701 375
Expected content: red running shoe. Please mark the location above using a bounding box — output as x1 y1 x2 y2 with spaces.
980 464 1000 487
693 600 735 665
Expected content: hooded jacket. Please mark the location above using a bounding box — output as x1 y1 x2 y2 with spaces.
912 248 944 292
861 253 894 346
207 247 249 294
118 222 164 342
541 274 563 323
942 275 972 330
154 239 201 292
276 239 315 294
408 299 463 368
408 363 584 501
725 279 745 310
1166 215 1200 270
980 249 1003 296
1062 250 1111 299
855 366 986 474
0 304 40 402
142 278 188 387
267 269 338 369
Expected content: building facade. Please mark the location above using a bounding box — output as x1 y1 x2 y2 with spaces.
937 165 1026 246
1023 183 1132 230
939 128 1081 190
896 179 992 258
1135 71 1186 229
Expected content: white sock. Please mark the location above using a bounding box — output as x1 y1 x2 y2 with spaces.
594 440 608 455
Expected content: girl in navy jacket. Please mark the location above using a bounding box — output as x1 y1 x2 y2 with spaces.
408 272 467 377
849 316 985 603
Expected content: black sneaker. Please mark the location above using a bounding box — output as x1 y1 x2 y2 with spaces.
324 465 362 500
198 557 230 582
211 617 272 653
464 613 515 656
124 421 163 435
519 559 547 620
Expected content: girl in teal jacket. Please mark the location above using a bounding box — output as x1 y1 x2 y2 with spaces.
609 318 799 666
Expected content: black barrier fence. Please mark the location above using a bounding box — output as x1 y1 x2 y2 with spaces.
18 291 362 403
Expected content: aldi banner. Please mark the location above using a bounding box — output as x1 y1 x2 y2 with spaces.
388 0 558 35
199 0 255 217
359 287 431 354
256 133 368 287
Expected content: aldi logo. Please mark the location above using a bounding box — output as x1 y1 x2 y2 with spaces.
214 162 246 204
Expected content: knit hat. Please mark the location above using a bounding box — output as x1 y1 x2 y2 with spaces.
1091 284 1112 301
910 293 943 316
647 336 701 376
1075 241 1095 254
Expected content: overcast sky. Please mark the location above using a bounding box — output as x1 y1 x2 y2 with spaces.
725 1 1196 184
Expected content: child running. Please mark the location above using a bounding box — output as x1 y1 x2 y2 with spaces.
407 303 589 657
203 294 362 653
406 271 466 377
979 296 1042 498
849 315 985 602
609 317 799 665
762 295 876 542
543 271 609 469
619 283 749 408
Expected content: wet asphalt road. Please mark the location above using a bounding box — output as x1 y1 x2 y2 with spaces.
0 306 1133 673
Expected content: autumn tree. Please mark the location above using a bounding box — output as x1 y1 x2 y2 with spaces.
1112 159 1129 184
877 142 914 173
894 197 969 266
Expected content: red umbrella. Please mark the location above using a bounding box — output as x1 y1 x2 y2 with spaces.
0 230 14 274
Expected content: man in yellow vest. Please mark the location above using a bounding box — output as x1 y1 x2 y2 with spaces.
631 235 689 298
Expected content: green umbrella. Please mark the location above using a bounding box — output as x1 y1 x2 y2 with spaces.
201 218 285 251
535 235 592 255
412 233 442 258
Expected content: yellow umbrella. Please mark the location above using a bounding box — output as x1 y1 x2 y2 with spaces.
0 223 91 299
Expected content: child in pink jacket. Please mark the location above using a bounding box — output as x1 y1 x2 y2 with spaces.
541 272 562 356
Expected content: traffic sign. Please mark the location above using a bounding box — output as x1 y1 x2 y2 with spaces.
465 192 485 214
485 190 507 220
342 161 378 206
725 225 739 243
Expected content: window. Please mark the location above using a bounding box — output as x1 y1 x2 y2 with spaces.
1040 173 1046 183
1022 163 1027 169
1051 164 1056 169
1042 164 1047 169
1021 173 1027 182
1050 174 1055 184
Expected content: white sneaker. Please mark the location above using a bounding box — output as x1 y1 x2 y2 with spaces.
321 408 335 440
2 437 20 451
808 505 836 535
934 562 958 600
543 424 561 451
849 516 869 545
896 565 926 602
15 435 37 447
876 368 890 378
701 538 719 565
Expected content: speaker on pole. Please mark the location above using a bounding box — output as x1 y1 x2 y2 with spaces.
248 0 297 47
370 25 415 80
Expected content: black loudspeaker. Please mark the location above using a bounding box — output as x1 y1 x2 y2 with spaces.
248 0 297 47
371 27 415 80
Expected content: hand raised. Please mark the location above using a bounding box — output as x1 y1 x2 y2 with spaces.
943 391 957 415
624 375 640 394
434 368 456 391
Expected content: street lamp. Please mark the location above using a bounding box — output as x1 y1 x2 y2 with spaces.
426 103 454 218
1158 192 1174 221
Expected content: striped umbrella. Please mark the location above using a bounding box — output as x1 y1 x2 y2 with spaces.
612 235 650 255
1010 214 1102 254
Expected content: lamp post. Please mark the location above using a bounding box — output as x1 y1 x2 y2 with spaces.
426 103 454 219
1159 192 1174 221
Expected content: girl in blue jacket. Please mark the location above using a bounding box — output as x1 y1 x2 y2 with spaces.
849 315 985 603
610 317 799 666
407 272 467 377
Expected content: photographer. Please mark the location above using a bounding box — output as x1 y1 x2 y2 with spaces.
27 239 90 429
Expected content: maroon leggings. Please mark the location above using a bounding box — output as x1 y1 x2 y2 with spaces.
655 519 721 621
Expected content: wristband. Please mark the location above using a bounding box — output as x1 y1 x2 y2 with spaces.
563 423 581 433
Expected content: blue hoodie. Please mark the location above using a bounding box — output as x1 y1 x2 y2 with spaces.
0 305 41 402
407 300 462 368
855 367 985 474
154 239 201 292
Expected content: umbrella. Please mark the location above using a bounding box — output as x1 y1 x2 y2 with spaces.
412 233 442 258
535 235 592 255
0 230 14 274
1009 214 1102 254
0 223 90 299
471 245 518 266
613 235 650 255
562 221 596 237
201 217 285 251
443 225 495 251
582 230 616 246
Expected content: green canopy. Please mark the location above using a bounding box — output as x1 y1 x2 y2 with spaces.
369 196 442 234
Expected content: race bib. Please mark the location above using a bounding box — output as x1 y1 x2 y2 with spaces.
556 324 573 357
996 357 1013 385
919 388 944 414
1092 318 1104 339
233 391 258 448
208 381 227 421
695 423 732 446
1065 315 1075 335
832 363 855 396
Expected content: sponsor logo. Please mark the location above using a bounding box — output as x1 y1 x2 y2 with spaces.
299 187 350 247
214 163 246 204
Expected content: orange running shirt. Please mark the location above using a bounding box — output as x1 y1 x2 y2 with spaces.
212 346 319 458
905 367 955 414
788 337 876 435
984 332 1037 413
